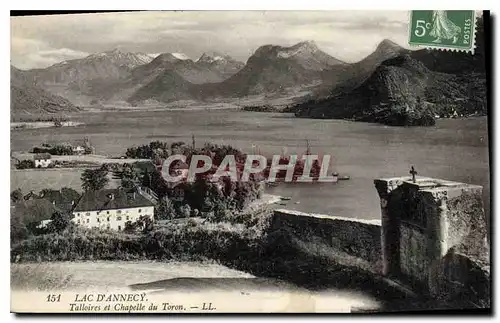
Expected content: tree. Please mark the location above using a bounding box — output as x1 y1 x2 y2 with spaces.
16 160 35 169
46 212 70 233
10 215 29 242
179 204 191 218
124 221 137 233
10 188 23 203
146 170 168 198
120 164 141 189
31 144 73 156
81 168 109 191
136 215 154 233
155 199 176 220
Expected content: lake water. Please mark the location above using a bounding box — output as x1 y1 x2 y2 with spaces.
10 110 490 221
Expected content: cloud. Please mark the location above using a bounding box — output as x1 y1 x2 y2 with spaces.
11 11 413 69
37 48 89 60
10 37 89 69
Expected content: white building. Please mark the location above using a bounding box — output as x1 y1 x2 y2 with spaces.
72 145 86 155
72 188 155 231
34 153 52 168
71 137 94 155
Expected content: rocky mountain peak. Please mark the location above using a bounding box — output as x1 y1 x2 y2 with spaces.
153 53 185 64
197 52 233 64
252 41 322 60
83 49 153 67
276 41 322 59
171 53 190 60
376 39 404 54
88 48 123 59
293 40 319 52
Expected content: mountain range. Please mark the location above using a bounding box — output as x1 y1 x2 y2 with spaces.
12 40 346 107
84 51 245 105
127 40 346 104
11 18 487 126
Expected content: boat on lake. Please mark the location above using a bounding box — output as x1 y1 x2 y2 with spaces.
333 172 350 181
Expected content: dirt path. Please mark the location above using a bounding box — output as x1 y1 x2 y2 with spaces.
11 261 381 312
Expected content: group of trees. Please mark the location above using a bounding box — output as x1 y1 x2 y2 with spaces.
123 215 154 234
119 164 143 189
16 160 35 169
11 189 23 203
154 199 198 221
125 141 172 160
123 140 265 221
31 144 74 156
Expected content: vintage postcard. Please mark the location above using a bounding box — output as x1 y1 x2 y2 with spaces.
10 10 490 314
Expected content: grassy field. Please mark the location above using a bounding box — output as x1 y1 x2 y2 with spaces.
10 168 120 193
10 153 150 194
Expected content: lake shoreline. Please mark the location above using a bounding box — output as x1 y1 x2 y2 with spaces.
11 121 84 130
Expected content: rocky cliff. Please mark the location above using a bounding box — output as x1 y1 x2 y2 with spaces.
294 55 438 126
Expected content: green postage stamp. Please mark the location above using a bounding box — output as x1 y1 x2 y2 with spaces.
409 10 476 53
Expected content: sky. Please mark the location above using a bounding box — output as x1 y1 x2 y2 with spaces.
11 11 413 70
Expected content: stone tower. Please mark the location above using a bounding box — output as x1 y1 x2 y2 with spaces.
374 176 489 304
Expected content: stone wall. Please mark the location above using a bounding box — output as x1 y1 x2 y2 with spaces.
270 209 382 270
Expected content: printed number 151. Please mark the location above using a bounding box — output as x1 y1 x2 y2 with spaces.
415 20 432 37
46 294 61 302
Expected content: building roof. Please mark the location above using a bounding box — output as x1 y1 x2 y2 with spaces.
11 199 62 223
73 188 155 212
34 153 51 160
23 191 41 200
38 188 80 213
